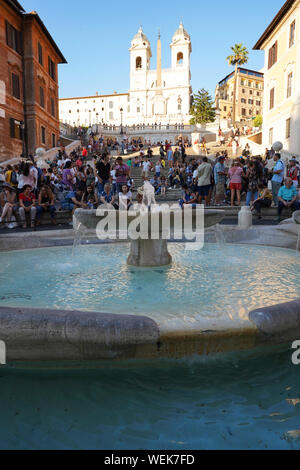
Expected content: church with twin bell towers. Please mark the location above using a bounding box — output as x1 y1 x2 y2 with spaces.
59 23 192 127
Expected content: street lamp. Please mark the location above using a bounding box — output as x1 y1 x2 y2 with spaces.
120 107 124 135
215 108 221 130
20 120 26 157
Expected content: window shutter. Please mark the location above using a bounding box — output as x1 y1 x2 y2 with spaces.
274 41 278 63
268 48 272 69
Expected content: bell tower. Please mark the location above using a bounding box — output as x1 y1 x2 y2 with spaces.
129 27 152 91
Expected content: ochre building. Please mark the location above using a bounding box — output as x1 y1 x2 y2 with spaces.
0 0 67 162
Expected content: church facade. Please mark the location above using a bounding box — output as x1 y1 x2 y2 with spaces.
59 23 192 127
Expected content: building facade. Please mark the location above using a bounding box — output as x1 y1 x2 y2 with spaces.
254 0 300 156
0 0 66 162
59 23 192 127
215 68 264 123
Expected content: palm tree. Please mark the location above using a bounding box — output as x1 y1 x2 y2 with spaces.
227 43 249 126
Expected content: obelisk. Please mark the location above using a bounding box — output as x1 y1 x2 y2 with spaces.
156 30 162 95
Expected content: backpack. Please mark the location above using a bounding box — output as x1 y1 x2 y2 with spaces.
11 171 18 185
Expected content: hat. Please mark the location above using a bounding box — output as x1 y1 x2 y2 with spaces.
3 183 14 190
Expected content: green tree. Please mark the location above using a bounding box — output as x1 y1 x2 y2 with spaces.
190 89 216 125
253 114 263 127
227 43 249 125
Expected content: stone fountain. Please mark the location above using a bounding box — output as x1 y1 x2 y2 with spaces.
73 182 225 267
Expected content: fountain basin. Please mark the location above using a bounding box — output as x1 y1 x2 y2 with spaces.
1 243 300 364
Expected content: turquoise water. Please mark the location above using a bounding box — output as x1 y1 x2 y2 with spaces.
1 244 300 328
1 243 300 449
1 348 300 450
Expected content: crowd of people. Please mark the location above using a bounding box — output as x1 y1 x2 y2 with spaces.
1 136 299 229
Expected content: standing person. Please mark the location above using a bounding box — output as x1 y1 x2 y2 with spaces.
142 157 151 180
271 153 285 206
18 185 37 229
115 157 130 194
62 161 74 191
167 147 174 167
287 159 299 189
245 161 262 206
96 154 111 195
214 155 227 206
228 161 243 206
196 157 212 206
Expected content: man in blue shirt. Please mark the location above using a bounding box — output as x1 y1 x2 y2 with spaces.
214 156 227 205
272 153 285 206
277 177 300 221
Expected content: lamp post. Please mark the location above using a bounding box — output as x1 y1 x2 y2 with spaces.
215 108 221 130
20 120 26 158
120 107 124 135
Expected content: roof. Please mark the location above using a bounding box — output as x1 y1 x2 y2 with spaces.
4 0 25 13
59 93 129 101
218 67 264 86
172 22 190 41
24 11 67 63
253 0 297 49
132 27 150 45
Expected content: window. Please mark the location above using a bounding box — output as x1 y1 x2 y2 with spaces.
40 87 45 108
242 89 245 94
268 41 278 69
127 106 130 113
286 118 291 139
256 101 261 106
241 99 246 104
289 21 296 47
41 126 46 144
38 42 43 66
241 79 245 86
248 99 253 105
287 72 293 98
51 98 55 117
5 21 22 54
257 92 260 97
136 57 142 69
48 57 56 81
12 73 20 99
9 118 23 140
137 107 140 113
52 133 56 148
224 106 227 111
177 52 183 65
242 108 246 116
270 87 275 109
248 81 252 87
269 128 273 145
249 90 253 95
109 101 113 109
77 109 79 113
109 112 113 120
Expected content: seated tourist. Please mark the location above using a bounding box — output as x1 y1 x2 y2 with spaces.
179 185 198 209
277 177 300 222
81 185 99 209
19 184 37 229
61 188 85 215
118 185 133 211
251 183 273 220
100 183 118 208
36 185 57 225
0 183 18 229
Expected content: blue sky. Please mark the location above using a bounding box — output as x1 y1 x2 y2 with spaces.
20 0 284 98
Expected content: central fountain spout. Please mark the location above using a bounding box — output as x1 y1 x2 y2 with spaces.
73 181 225 268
